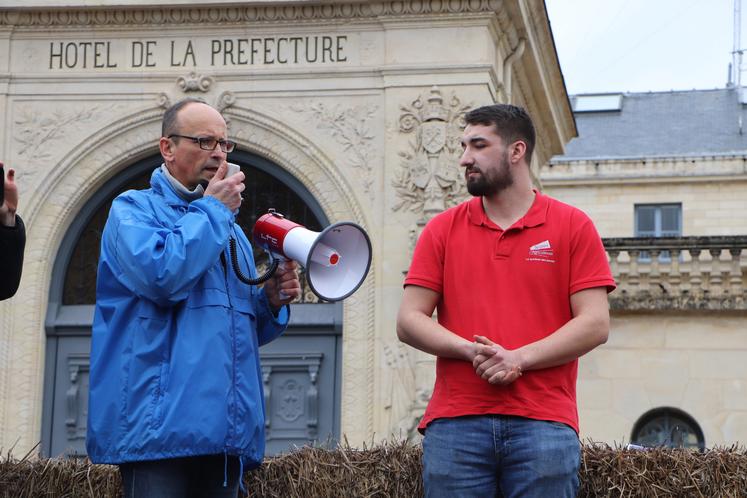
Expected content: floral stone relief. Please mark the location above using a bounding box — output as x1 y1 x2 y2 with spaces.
12 102 131 182
290 101 378 198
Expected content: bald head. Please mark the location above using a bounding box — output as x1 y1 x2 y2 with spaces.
162 97 210 138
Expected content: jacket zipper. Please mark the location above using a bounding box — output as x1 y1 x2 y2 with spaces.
220 241 238 450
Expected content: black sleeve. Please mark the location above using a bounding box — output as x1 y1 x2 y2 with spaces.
0 215 26 300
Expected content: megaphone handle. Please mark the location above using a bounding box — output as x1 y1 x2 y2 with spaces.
275 255 291 301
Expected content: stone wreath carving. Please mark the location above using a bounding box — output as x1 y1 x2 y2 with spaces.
392 86 471 221
291 101 378 196
12 103 125 172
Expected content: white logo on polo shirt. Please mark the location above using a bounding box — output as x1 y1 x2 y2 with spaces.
527 240 555 263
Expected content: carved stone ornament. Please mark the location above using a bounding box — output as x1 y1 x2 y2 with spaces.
156 93 171 110
383 341 434 440
216 91 236 113
291 101 378 196
0 2 503 27
12 103 126 171
392 86 471 221
176 72 214 93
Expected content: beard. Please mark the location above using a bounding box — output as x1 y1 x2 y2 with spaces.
465 151 513 196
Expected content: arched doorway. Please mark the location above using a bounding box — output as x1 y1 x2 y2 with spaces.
42 150 342 457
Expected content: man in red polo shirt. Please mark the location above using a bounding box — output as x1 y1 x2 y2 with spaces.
397 104 615 498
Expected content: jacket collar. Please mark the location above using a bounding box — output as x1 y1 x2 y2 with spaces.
151 165 200 207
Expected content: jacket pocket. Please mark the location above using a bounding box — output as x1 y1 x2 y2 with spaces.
186 286 257 317
125 305 169 431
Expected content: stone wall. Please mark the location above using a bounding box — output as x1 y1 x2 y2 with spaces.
543 155 747 446
579 313 747 446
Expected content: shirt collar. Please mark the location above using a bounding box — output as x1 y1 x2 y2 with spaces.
467 189 548 229
160 164 205 202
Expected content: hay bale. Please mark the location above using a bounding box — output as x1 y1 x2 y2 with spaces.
0 449 120 498
579 443 747 497
1 442 746 497
245 440 423 498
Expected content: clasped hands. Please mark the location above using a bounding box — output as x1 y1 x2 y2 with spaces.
471 335 524 386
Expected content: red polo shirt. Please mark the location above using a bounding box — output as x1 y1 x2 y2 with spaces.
404 192 615 432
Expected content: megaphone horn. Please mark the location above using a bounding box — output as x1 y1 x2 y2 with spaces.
252 210 372 302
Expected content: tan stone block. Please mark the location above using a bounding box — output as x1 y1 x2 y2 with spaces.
578 354 601 378
581 348 642 379
681 380 723 416
723 380 747 411
610 379 652 420
578 408 634 444
577 379 612 410
636 350 690 404
665 319 747 350
720 412 747 444
690 351 747 379
607 316 667 349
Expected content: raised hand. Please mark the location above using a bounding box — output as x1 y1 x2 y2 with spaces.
1 164 19 227
204 161 245 212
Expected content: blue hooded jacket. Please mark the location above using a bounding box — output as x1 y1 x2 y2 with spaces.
86 167 288 467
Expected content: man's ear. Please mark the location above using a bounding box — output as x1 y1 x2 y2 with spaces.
159 137 175 161
510 140 527 164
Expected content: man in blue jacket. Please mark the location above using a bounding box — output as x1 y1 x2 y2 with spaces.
0 164 25 301
87 98 301 498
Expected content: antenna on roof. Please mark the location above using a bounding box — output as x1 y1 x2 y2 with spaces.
734 0 747 102
735 0 742 87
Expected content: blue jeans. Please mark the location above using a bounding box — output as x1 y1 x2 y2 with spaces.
119 455 240 498
422 415 580 498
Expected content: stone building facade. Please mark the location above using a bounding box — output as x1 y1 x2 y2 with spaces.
0 1 574 457
542 89 747 448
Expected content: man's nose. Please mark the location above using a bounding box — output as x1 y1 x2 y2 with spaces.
459 149 473 168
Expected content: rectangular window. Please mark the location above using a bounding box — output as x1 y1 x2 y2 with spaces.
634 203 682 260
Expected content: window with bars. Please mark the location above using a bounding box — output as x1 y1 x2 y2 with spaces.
634 203 682 260
631 407 705 450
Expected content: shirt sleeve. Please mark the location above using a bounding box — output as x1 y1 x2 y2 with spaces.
403 219 444 294
0 215 26 300
569 210 617 295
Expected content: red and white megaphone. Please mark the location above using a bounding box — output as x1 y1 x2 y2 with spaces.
252 209 372 302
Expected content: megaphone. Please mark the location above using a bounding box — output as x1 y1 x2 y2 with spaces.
249 210 372 302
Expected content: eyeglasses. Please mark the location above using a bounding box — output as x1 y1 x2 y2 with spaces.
168 134 236 153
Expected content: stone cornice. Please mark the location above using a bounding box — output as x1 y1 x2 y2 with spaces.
609 293 747 312
603 235 747 252
542 154 747 185
0 1 502 27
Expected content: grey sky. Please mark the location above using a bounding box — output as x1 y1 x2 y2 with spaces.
545 0 736 95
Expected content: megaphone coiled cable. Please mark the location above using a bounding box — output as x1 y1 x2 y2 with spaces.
228 237 279 285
